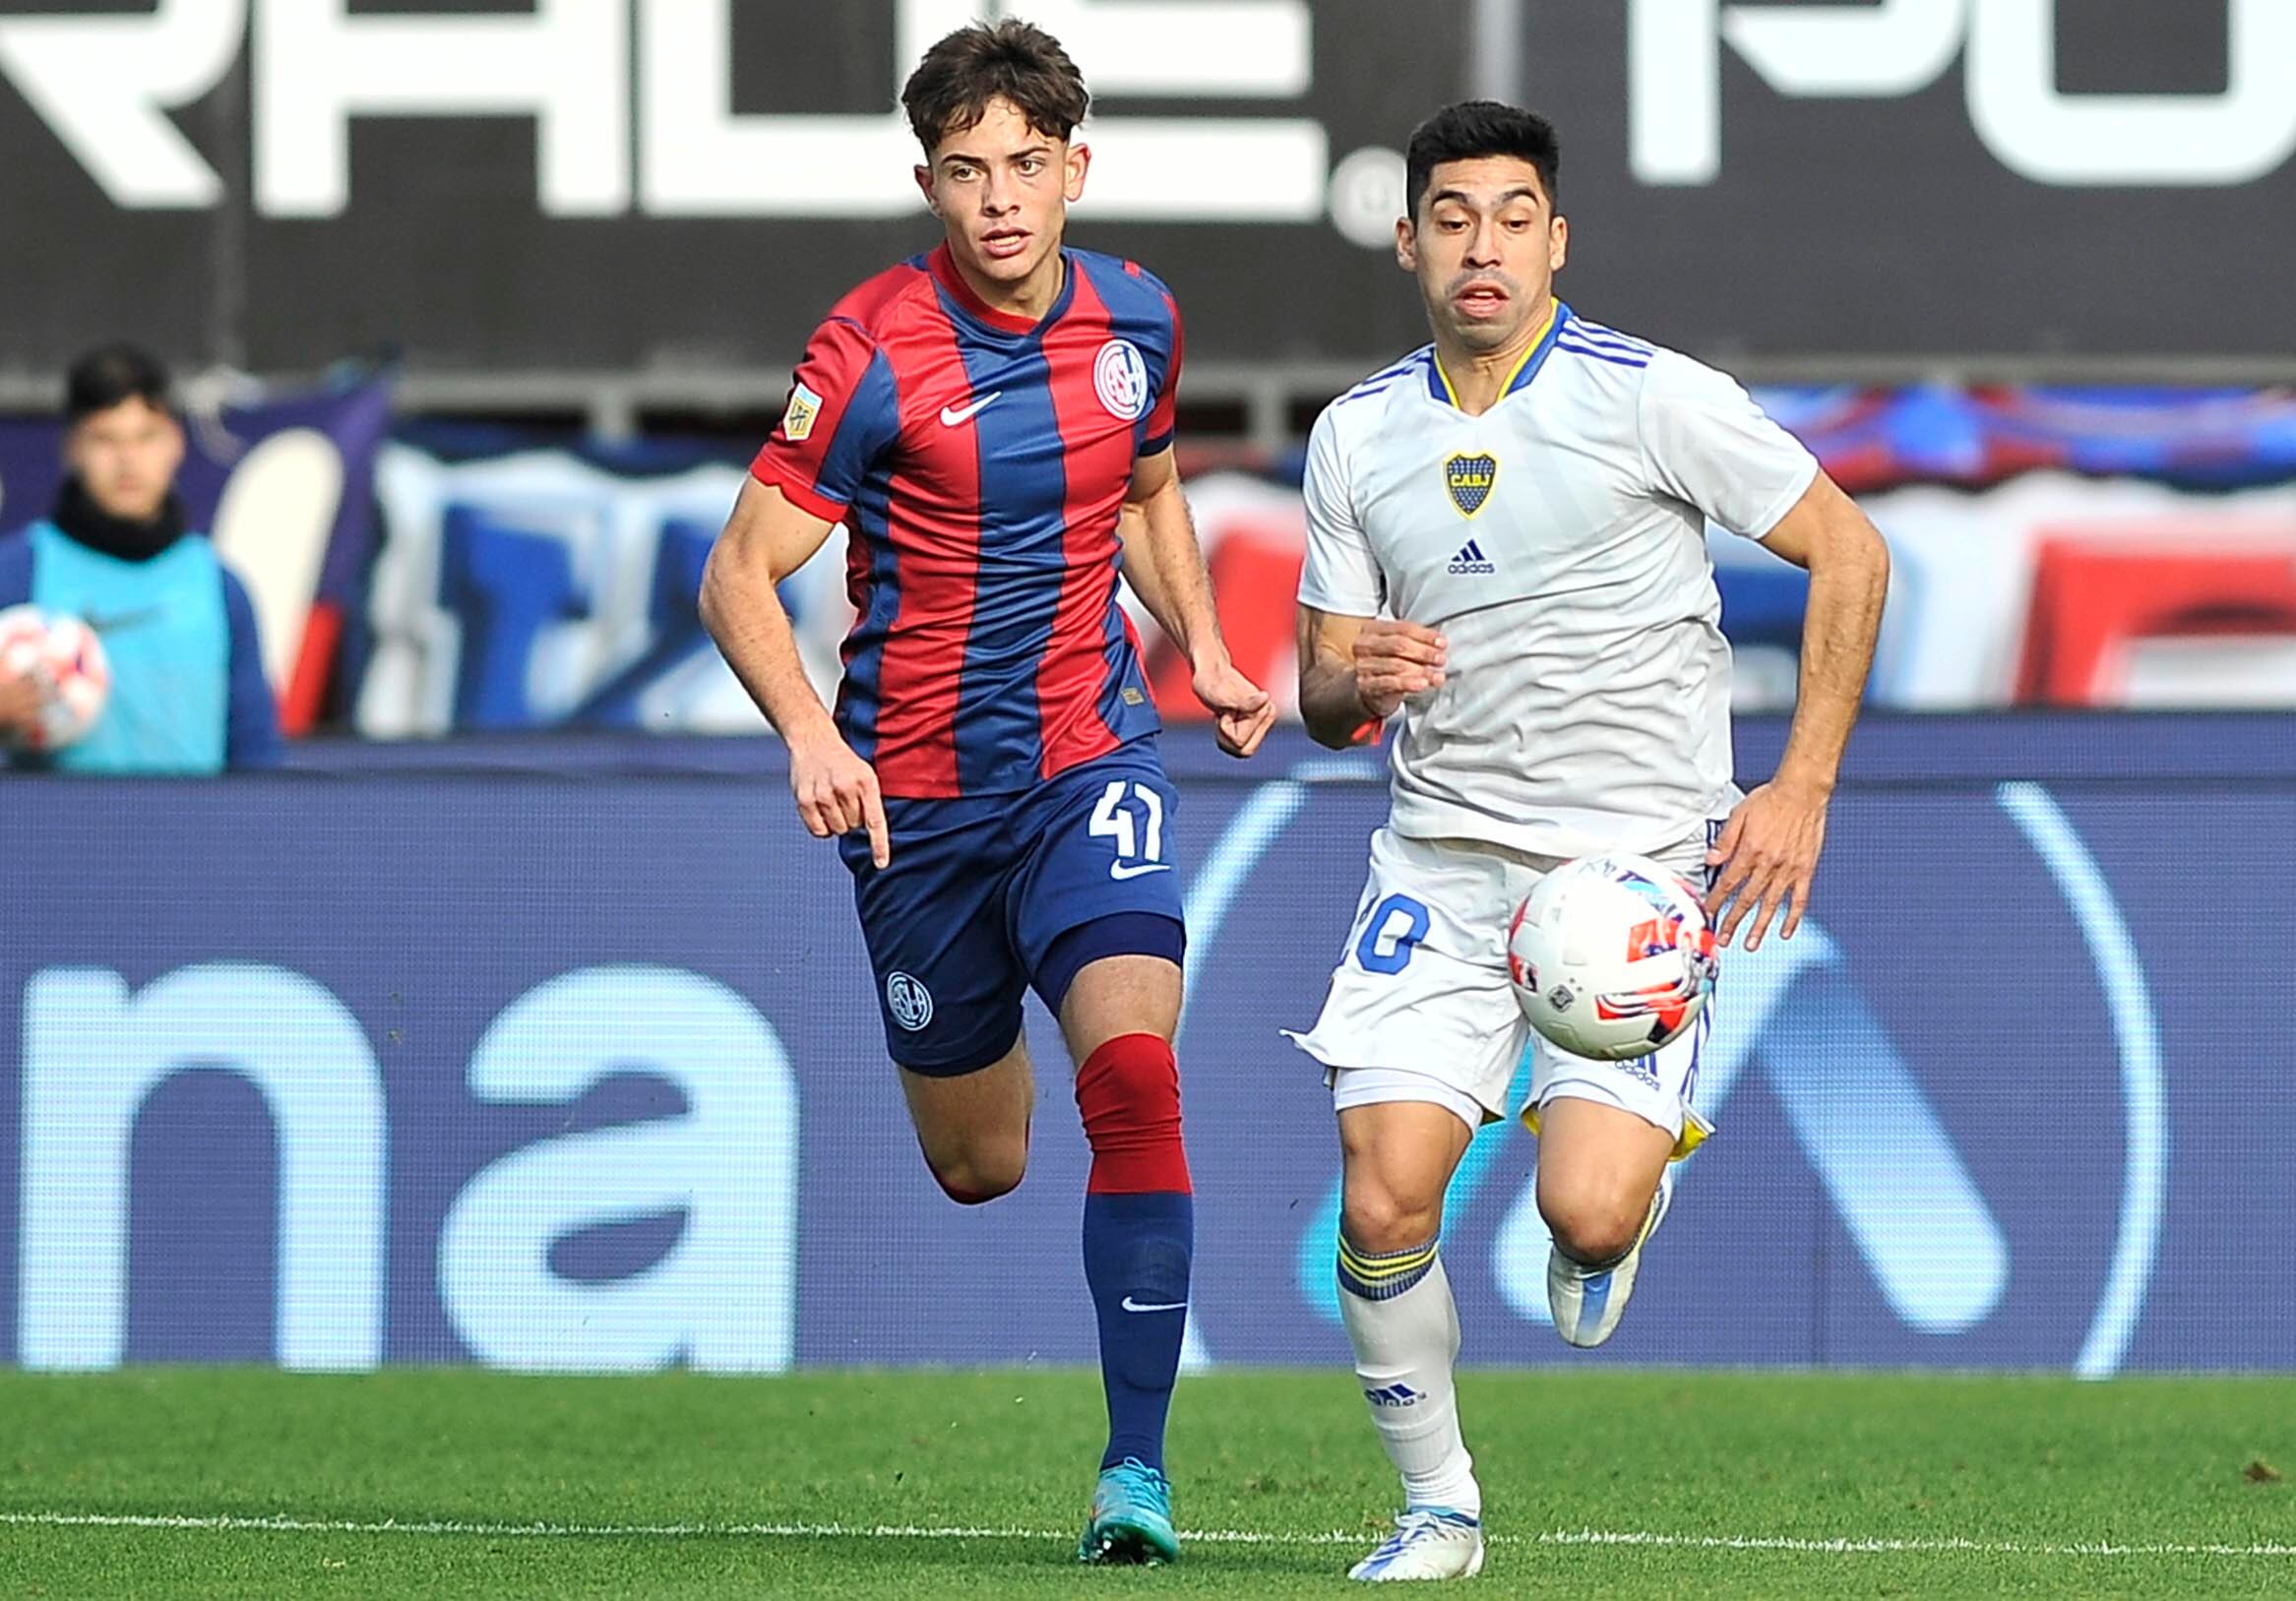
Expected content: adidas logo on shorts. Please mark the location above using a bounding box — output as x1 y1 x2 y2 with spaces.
1447 539 1496 576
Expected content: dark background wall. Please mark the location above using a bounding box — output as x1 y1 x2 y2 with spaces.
1 0 2288 388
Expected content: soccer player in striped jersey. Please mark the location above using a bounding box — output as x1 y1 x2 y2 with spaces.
1285 102 1890 1580
700 20 1273 1567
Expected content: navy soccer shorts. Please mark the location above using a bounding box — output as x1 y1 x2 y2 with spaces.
838 740 1186 1074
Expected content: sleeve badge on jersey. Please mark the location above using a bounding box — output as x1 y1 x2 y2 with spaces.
1093 339 1151 421
780 382 824 442
1445 452 1499 518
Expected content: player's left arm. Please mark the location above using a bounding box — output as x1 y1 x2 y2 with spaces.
1706 470 1890 950
220 567 283 770
1119 445 1274 759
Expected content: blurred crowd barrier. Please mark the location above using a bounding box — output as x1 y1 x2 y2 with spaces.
2 726 2283 1372
7 384 2296 733
0 383 392 736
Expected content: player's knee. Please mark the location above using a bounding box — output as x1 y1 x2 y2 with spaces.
1075 1032 1181 1141
1539 1187 1645 1266
927 1144 1026 1204
1341 1187 1443 1256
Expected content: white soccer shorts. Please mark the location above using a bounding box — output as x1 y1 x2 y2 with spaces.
1284 828 1716 1157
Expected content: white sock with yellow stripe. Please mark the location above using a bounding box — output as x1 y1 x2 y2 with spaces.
1337 1234 1479 1516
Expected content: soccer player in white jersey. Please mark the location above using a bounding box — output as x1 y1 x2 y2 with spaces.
1285 102 1891 1581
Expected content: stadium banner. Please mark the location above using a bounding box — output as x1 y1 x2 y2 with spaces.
0 381 395 733
2 734 2288 1374
354 439 2296 733
0 1 2287 376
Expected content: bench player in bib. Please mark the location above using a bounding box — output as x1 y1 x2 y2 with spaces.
1286 102 1890 1581
701 21 1274 1567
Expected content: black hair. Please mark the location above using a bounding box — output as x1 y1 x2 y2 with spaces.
902 20 1089 156
1404 100 1561 219
65 343 173 423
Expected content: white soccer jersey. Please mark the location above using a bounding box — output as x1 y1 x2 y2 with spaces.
1298 302 1819 857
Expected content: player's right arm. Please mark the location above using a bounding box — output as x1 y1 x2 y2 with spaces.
700 479 888 866
703 315 902 867
1292 402 1446 750
1297 609 1448 750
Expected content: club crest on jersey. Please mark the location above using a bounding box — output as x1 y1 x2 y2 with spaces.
1445 453 1498 518
1094 339 1151 421
886 971 933 1032
780 382 823 442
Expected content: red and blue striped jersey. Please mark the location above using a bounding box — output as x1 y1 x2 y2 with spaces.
752 244 1181 799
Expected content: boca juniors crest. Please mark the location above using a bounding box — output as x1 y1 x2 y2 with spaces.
1445 453 1498 517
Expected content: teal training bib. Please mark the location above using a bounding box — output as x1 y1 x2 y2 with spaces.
31 522 229 774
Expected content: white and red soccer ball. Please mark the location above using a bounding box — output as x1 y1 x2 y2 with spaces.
1508 854 1720 1061
0 604 111 752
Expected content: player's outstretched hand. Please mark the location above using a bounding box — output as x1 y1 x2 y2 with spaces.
789 731 891 867
1193 653 1277 759
1705 778 1830 952
1351 619 1448 722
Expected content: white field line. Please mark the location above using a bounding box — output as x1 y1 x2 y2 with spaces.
2 1511 2292 1558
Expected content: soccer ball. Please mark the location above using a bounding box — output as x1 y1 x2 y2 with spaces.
0 605 111 752
1507 854 1719 1061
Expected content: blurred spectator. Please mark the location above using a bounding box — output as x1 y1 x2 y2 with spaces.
0 344 279 772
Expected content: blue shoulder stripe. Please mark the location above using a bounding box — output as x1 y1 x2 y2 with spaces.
1557 338 1650 370
1571 321 1656 355
1357 348 1432 389
1558 336 1649 365
1071 246 1174 316
1334 375 1410 409
1572 315 1652 341
1336 348 1432 405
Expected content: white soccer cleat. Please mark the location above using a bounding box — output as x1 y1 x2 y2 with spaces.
1547 1167 1674 1349
1347 1507 1485 1581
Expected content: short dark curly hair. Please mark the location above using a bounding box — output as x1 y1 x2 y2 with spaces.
901 20 1089 156
1405 100 1561 219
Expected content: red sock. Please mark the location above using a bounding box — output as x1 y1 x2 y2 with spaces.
1074 1032 1192 1195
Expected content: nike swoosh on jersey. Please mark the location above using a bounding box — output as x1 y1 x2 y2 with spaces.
1109 862 1175 881
939 392 1002 426
1120 1296 1188 1314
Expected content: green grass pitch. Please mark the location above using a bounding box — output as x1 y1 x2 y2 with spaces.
2 1368 2291 1597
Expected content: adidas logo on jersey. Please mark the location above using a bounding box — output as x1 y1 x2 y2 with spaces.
1447 539 1496 576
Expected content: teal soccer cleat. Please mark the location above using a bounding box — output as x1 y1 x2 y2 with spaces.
1076 1457 1180 1566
